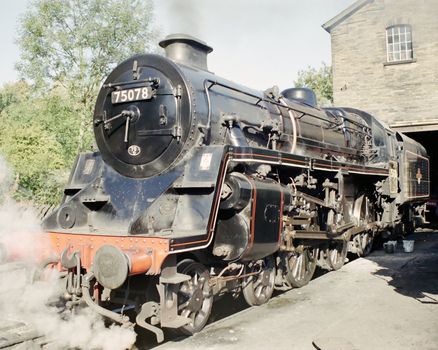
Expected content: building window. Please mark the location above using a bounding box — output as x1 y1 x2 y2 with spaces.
386 25 413 63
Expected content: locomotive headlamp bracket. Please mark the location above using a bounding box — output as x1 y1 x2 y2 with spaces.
60 247 80 269
103 77 160 90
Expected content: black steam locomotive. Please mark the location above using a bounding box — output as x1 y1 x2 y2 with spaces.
41 34 429 342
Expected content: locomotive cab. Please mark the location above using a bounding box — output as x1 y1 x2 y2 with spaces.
396 132 429 203
340 107 394 164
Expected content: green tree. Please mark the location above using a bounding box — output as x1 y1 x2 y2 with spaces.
16 0 158 151
4 0 158 204
0 82 77 204
294 63 333 106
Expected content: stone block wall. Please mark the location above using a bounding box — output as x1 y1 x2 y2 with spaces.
330 0 438 129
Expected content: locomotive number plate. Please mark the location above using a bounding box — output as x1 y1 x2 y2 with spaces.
111 87 153 104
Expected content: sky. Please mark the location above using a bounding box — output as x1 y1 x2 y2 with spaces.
0 0 356 91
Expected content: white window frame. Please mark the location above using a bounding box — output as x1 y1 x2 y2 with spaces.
386 25 413 63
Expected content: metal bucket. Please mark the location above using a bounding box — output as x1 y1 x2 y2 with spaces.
383 242 396 254
387 240 397 249
402 240 415 253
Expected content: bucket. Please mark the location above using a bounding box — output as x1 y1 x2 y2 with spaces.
402 240 414 253
387 240 397 249
383 242 395 254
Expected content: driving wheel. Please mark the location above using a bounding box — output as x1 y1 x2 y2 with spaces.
354 231 374 257
327 240 348 270
242 256 276 306
175 259 213 335
283 247 317 288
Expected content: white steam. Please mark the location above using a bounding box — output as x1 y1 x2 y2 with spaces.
0 156 136 350
163 0 201 37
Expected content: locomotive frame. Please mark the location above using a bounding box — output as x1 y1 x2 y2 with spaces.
33 34 430 342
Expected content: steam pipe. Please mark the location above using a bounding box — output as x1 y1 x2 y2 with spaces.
279 97 297 153
81 272 132 325
199 79 214 134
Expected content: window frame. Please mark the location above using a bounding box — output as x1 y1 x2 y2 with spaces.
385 24 414 63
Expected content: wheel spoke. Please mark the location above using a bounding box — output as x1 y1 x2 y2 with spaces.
186 280 194 292
181 308 191 318
190 311 196 325
253 277 263 289
333 248 339 264
306 251 314 271
255 285 263 299
193 273 199 286
198 276 206 288
178 300 190 311
293 256 300 278
300 254 307 279
197 309 207 321
294 255 301 279
179 289 191 298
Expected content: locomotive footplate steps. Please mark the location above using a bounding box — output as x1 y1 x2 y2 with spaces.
156 257 191 335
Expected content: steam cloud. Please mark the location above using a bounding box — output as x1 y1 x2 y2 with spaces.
0 156 136 350
164 0 201 37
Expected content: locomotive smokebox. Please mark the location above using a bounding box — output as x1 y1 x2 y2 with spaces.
159 33 213 71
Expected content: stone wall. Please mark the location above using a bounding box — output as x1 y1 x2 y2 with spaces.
330 0 438 130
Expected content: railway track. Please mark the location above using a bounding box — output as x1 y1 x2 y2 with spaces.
0 319 45 349
0 262 42 349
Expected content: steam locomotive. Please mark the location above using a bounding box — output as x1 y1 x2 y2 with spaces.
39 34 428 342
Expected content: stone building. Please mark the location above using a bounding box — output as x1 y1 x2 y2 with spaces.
323 0 438 132
323 0 438 203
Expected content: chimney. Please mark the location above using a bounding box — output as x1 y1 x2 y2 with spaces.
159 33 213 71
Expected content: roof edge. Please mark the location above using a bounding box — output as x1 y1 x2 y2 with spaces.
322 0 374 33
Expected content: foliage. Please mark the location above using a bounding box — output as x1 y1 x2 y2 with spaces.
2 0 158 204
294 63 333 106
0 82 77 204
16 0 158 151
